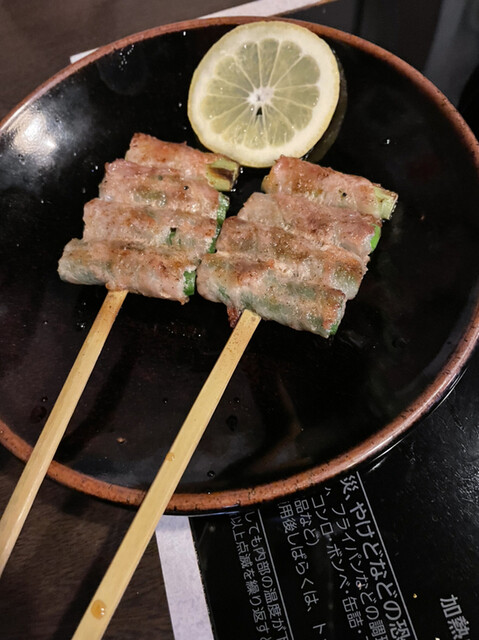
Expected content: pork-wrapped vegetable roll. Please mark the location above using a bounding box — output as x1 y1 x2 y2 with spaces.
99 159 229 218
197 156 397 336
83 199 220 254
59 240 197 303
197 253 346 337
238 192 381 260
125 133 240 192
58 136 236 302
262 156 397 220
216 217 366 299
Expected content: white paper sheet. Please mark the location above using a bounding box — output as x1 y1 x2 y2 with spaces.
201 0 331 18
155 516 214 640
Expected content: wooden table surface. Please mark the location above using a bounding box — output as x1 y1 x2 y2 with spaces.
0 1 446 638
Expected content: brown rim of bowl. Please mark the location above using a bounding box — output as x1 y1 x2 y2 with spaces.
1 16 479 514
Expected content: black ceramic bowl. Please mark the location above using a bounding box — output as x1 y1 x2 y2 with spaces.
0 17 478 512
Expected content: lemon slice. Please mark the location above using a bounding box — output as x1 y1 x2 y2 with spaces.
187 21 340 168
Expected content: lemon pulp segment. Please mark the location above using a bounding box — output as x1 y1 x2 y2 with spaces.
188 22 340 167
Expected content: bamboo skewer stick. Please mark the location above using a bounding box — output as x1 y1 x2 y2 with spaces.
72 308 261 640
0 289 127 577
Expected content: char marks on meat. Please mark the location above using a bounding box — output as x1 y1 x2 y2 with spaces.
58 136 396 336
197 253 347 335
82 199 218 254
58 135 238 302
99 160 225 216
125 133 240 191
216 217 366 300
197 156 397 337
239 192 380 260
60 239 197 303
262 156 397 220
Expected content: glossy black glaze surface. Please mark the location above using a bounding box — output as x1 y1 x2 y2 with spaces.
0 22 478 503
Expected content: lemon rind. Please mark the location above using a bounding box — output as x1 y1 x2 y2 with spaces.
187 22 341 168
